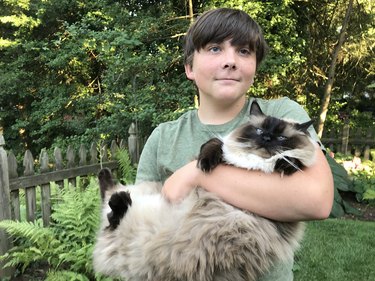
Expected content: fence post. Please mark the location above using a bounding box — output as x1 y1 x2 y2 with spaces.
128 122 140 164
8 150 20 221
24 150 37 222
54 147 64 187
40 149 51 226
341 122 350 154
66 145 77 187
0 134 13 277
363 129 371 160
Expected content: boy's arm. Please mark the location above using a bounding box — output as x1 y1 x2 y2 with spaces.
162 145 334 222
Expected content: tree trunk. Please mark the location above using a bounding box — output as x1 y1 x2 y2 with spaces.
188 0 193 23
317 0 354 138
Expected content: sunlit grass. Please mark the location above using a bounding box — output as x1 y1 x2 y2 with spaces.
294 219 375 281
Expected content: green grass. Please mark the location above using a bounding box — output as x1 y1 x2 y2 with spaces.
294 219 375 281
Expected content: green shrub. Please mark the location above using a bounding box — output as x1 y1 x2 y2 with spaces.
115 148 137 184
326 155 361 217
0 177 111 280
351 160 375 202
334 154 375 203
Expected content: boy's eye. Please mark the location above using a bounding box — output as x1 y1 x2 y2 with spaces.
208 46 221 53
239 48 251 55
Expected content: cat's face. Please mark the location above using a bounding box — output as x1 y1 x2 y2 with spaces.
231 114 312 159
222 101 316 173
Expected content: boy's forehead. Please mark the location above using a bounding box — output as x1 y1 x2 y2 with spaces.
213 37 248 45
200 38 252 49
193 24 257 50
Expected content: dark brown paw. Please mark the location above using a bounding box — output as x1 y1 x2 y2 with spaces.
197 138 224 173
107 191 132 230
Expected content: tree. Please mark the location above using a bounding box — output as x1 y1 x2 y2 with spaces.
317 0 354 137
0 0 195 156
0 0 373 157
289 0 374 137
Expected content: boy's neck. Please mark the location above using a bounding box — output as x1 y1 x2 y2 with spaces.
197 96 246 125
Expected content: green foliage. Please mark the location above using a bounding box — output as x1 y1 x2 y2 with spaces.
326 155 361 218
50 180 101 275
115 148 137 184
328 153 375 218
0 219 63 272
0 177 109 280
349 160 375 202
0 0 373 160
45 270 90 281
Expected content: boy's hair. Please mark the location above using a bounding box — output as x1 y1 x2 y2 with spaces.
184 8 268 68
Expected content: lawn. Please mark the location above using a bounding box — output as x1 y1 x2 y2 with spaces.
294 218 375 281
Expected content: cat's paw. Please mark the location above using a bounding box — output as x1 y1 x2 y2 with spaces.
197 138 223 173
274 157 303 175
107 191 132 230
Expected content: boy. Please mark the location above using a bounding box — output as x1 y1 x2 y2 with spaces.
136 8 333 280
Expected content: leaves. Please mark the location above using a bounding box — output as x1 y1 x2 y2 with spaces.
325 154 364 217
326 154 353 192
0 178 103 278
0 219 63 272
115 148 137 184
1 0 373 161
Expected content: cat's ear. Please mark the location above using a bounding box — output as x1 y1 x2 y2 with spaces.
296 119 314 132
250 101 264 116
98 168 115 200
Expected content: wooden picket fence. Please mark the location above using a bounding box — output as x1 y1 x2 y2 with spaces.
0 123 141 277
321 124 375 160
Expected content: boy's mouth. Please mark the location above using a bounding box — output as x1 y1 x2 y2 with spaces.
216 77 240 82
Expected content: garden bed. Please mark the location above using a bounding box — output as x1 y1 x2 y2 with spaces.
341 191 375 221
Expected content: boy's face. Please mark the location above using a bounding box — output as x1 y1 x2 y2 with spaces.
185 39 256 105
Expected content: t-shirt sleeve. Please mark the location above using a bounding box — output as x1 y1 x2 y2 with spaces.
135 126 161 183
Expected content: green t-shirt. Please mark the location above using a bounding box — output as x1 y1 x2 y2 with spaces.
136 97 322 280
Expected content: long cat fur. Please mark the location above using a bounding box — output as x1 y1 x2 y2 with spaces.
93 101 316 281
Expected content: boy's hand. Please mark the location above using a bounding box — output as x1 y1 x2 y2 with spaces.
162 160 201 203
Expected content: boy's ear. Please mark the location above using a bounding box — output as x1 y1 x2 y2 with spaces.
184 64 195 81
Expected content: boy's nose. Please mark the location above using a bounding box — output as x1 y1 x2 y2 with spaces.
224 62 236 69
223 50 237 69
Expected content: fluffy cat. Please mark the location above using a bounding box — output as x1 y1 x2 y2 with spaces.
93 101 316 281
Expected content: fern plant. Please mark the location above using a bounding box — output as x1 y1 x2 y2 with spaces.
115 148 137 184
0 152 138 280
0 177 112 280
45 270 90 281
0 219 63 272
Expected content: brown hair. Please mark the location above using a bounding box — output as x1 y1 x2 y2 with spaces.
184 8 268 68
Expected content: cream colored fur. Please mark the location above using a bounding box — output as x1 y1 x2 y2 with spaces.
93 178 306 281
93 104 314 280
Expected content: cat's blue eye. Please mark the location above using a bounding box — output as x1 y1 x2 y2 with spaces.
256 128 263 135
277 136 287 141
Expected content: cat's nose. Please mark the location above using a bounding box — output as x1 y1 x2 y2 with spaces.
262 135 271 142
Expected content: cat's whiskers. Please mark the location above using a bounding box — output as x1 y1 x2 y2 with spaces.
275 150 304 173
